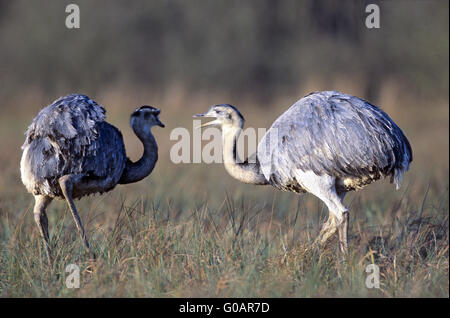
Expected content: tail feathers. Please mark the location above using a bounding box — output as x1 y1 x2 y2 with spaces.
393 164 411 190
393 169 403 190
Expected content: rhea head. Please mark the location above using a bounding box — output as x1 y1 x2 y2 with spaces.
131 105 165 135
193 104 245 129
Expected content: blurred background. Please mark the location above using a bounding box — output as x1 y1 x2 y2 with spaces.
0 0 447 194
0 0 448 101
0 0 448 297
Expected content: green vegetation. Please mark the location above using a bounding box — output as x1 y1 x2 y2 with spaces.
0 167 448 297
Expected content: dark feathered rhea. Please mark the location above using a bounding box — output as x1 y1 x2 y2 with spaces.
257 91 413 192
131 105 160 117
21 94 126 197
21 93 164 263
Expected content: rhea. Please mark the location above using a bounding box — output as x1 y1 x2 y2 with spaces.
20 94 164 263
194 91 412 256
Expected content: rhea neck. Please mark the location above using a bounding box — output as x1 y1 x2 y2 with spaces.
119 123 158 184
221 122 269 185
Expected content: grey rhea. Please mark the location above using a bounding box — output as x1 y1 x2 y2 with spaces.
194 91 412 256
20 94 165 263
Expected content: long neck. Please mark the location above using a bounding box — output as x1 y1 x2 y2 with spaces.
119 126 158 184
222 125 268 185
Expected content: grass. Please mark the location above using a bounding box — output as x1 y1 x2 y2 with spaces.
0 85 448 297
1 183 448 297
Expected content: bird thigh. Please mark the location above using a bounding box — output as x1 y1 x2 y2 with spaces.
294 170 348 222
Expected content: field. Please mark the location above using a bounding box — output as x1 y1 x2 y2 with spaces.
0 83 448 297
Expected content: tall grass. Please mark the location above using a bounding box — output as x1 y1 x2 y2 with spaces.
1 183 448 297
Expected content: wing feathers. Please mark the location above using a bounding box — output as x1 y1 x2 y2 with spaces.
22 94 113 185
257 91 412 190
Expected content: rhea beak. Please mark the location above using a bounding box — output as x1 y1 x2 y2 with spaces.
157 120 165 128
156 116 165 128
193 112 220 129
154 110 165 128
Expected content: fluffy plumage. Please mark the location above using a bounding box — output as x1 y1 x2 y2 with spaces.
257 91 413 192
21 94 163 262
21 94 126 197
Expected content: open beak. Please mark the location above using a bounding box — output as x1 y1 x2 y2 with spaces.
193 112 220 129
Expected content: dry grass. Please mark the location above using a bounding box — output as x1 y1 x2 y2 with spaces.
0 82 448 297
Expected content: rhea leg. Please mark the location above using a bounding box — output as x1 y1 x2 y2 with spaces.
316 212 338 247
316 191 349 256
33 195 53 264
58 175 91 253
338 213 349 255
294 171 349 255
337 192 349 255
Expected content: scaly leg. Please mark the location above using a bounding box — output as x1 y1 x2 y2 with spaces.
33 195 53 265
59 175 91 254
336 191 349 257
315 212 338 248
337 210 349 256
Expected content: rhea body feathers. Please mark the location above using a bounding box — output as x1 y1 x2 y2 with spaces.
21 94 164 199
258 91 412 193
